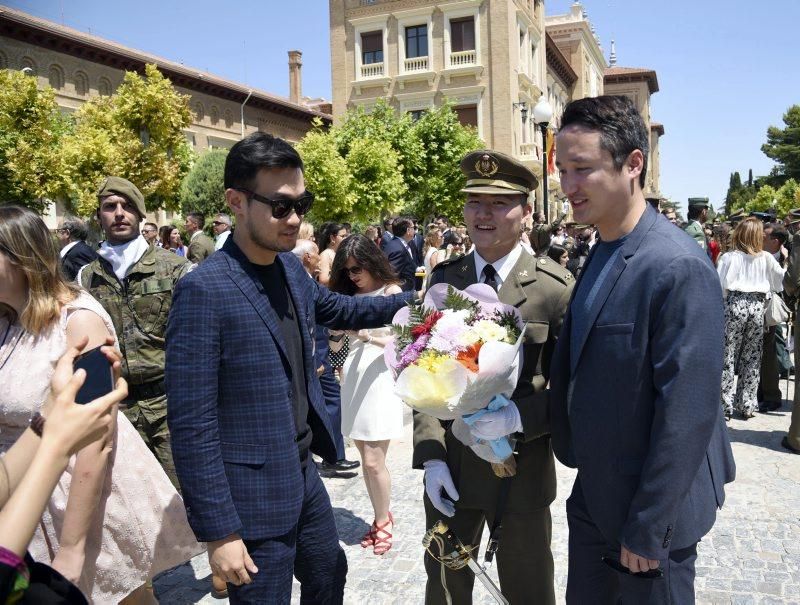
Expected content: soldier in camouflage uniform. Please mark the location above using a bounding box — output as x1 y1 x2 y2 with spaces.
79 177 191 489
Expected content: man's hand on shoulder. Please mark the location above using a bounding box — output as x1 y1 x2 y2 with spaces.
208 533 259 586
620 544 659 574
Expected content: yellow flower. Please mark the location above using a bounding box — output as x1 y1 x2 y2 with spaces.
415 351 448 373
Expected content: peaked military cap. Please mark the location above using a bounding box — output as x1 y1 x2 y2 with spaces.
786 208 800 225
687 197 710 209
97 176 146 218
727 209 746 224
460 150 539 196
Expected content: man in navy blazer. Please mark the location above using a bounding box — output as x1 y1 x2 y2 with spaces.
384 216 418 291
550 96 735 603
166 133 413 603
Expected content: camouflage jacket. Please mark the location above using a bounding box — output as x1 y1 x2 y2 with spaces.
80 245 191 385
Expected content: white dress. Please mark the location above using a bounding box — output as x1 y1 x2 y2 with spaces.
340 287 404 441
0 291 202 604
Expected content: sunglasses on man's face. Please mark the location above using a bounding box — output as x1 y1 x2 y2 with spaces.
345 266 364 276
234 188 314 219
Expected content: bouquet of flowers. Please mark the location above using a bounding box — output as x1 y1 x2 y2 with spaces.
384 283 524 476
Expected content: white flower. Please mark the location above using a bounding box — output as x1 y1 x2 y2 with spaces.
472 320 511 344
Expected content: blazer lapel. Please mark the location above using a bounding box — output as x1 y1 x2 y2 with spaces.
448 253 478 289
224 249 288 359
498 250 537 307
569 204 658 374
279 254 315 375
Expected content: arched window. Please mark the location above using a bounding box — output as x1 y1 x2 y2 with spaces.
74 71 89 96
98 77 112 96
224 109 234 128
48 64 64 89
194 101 205 122
210 106 219 126
21 56 37 74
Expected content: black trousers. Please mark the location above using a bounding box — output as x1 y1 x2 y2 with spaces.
318 367 346 459
566 477 697 605
228 464 347 605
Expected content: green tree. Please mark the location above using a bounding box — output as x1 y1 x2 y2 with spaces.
762 105 800 185
407 103 483 221
296 120 355 222
742 184 778 214
776 179 800 216
724 172 743 215
60 64 194 215
0 70 71 213
346 137 406 220
179 149 228 217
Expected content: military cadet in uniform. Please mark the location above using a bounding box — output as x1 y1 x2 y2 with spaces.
413 150 573 604
185 211 216 264
684 197 710 250
80 177 191 488
780 208 800 454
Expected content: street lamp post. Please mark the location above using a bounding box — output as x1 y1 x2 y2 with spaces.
532 96 553 223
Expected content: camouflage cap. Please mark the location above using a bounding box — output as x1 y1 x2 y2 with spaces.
460 150 539 196
687 197 710 209
97 176 146 218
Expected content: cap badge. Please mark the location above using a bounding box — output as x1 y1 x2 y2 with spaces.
518 270 529 278
475 154 499 178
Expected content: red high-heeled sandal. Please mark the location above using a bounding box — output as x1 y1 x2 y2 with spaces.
360 523 376 548
372 512 394 556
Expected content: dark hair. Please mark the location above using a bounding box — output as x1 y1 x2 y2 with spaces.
560 95 649 189
224 132 304 190
329 234 401 295
61 216 89 241
765 222 788 246
317 222 344 251
547 244 568 264
687 206 705 221
186 212 205 229
158 225 172 248
392 216 413 237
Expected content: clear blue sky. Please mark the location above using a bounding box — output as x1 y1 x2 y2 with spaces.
12 0 800 214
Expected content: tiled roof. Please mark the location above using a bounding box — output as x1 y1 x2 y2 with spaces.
603 66 659 93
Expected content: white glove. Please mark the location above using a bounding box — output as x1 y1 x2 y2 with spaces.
423 460 459 517
468 403 523 442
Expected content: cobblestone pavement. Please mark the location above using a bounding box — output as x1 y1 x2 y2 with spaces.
155 388 800 604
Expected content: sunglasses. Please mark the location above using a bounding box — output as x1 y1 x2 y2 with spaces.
234 188 314 219
345 266 364 276
211 221 227 226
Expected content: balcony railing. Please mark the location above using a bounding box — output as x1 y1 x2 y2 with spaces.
519 143 538 159
449 49 477 67
404 56 429 72
360 62 385 78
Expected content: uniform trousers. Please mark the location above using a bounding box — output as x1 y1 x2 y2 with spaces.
758 325 782 405
721 291 766 415
422 492 554 605
566 477 698 605
789 319 800 450
229 462 347 604
122 393 179 490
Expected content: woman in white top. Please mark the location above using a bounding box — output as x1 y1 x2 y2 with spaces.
422 225 444 276
328 234 403 556
717 217 785 420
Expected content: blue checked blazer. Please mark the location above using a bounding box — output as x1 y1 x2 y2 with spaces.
166 239 413 542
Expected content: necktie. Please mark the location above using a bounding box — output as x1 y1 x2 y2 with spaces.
483 264 499 292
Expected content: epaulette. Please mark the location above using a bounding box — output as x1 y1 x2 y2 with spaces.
534 255 574 285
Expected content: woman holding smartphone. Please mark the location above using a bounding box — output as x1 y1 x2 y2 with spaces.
0 206 199 604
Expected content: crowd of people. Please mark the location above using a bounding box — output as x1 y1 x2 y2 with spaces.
0 94 797 605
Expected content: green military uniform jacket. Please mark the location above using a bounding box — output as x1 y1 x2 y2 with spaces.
412 249 573 513
684 220 706 250
187 232 215 264
80 245 191 385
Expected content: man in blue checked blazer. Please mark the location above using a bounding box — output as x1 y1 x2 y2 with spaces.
166 133 414 604
550 96 735 604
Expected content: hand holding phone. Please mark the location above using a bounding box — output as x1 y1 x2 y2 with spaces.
73 346 115 404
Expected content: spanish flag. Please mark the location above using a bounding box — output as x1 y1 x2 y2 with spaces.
546 129 556 175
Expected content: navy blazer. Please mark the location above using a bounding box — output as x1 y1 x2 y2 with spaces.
166 239 413 542
550 204 736 560
384 236 417 291
61 240 98 281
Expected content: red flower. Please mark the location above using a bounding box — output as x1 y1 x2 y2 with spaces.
411 310 443 338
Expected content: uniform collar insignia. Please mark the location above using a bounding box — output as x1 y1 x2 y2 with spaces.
518 270 528 278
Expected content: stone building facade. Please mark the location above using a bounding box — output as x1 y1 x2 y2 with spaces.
0 6 331 226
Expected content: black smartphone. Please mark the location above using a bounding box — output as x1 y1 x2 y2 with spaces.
73 346 114 404
601 556 664 579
